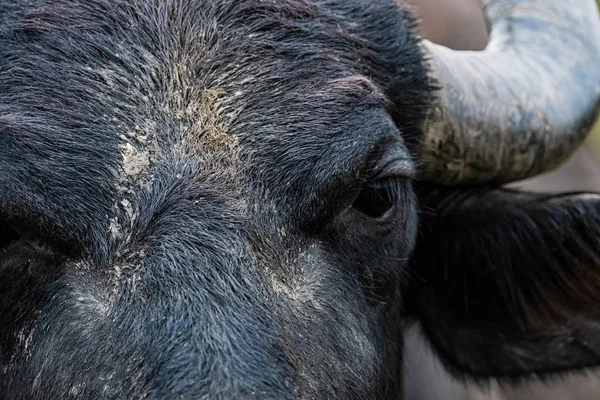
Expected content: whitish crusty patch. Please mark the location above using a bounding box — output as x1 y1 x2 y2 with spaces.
121 142 150 177
110 119 158 240
182 88 238 157
168 61 239 162
266 245 325 311
117 119 157 189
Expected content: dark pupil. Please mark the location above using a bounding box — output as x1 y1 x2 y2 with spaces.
352 180 396 218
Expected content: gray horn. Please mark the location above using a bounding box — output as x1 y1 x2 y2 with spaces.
420 0 600 185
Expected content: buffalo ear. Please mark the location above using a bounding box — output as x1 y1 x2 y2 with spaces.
405 185 600 379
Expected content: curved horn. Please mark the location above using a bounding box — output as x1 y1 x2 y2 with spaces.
419 0 600 185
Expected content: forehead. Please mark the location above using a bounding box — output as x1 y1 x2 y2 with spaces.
0 0 413 239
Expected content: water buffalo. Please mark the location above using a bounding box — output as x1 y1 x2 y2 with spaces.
1 0 600 398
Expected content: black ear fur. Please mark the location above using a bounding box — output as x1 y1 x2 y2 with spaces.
406 184 600 380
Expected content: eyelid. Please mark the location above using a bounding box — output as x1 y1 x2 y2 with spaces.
374 157 415 180
370 140 415 180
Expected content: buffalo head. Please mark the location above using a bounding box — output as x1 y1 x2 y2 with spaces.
0 0 599 398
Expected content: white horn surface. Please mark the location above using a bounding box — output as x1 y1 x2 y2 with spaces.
420 0 600 185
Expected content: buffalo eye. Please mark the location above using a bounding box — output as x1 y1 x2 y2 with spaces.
352 178 400 219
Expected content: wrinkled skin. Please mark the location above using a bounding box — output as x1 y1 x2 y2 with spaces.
1 1 600 399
